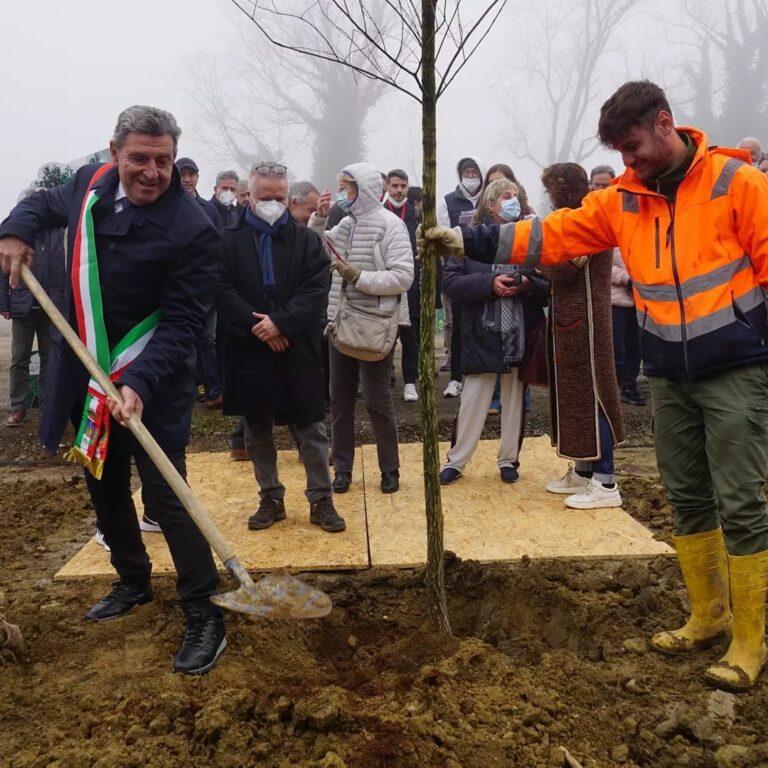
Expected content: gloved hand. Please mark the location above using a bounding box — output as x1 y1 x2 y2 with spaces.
334 259 362 283
425 225 464 258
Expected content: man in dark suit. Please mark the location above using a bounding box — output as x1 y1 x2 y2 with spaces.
0 105 226 676
216 162 345 533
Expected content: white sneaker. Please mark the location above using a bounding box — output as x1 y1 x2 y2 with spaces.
565 477 623 510
545 463 591 494
139 514 162 533
403 383 419 402
94 528 111 552
443 380 462 398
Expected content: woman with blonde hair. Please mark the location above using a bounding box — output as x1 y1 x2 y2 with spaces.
439 178 548 485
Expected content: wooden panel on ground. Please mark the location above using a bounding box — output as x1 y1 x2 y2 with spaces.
365 436 672 567
55 449 369 580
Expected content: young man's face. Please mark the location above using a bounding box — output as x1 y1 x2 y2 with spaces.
387 176 408 202
612 112 677 182
590 172 613 190
179 168 199 195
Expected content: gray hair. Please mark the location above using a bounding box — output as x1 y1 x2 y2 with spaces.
289 181 319 203
483 177 517 205
112 105 181 154
216 170 240 186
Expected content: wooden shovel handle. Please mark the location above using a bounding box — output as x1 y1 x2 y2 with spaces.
20 263 236 564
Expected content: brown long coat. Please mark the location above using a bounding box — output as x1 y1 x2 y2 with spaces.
541 250 625 460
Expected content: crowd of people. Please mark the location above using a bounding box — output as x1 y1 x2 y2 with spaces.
2 79 768 691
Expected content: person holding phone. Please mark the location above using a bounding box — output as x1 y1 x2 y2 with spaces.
310 163 413 495
438 179 548 485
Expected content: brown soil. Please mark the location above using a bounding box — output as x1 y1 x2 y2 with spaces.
2 373 767 767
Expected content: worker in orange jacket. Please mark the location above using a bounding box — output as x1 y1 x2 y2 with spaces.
425 80 768 692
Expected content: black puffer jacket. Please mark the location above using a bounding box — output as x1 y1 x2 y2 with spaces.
442 255 548 375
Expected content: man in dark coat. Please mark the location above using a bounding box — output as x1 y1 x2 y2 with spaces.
209 170 241 229
216 162 345 533
1 206 65 426
0 105 226 676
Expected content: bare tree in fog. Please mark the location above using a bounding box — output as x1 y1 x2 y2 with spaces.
187 20 383 186
675 0 768 144
505 0 637 167
230 0 508 636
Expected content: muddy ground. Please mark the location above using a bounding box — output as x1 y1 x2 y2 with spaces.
2 323 767 767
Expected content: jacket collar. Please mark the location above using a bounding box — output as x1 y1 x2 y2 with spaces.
91 164 184 228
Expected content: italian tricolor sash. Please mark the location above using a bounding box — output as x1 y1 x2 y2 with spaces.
65 164 161 479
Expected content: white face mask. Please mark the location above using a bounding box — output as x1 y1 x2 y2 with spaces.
387 195 407 209
461 176 481 194
251 199 286 226
217 189 236 206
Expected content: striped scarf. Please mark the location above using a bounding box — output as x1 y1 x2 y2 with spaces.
65 165 161 479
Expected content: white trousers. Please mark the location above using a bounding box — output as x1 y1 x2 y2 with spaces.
445 370 526 471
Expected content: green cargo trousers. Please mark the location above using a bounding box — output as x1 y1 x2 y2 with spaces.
650 364 768 555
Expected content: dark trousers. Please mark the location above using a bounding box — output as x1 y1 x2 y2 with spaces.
612 305 641 389
10 308 51 409
329 344 399 473
244 416 332 503
83 423 220 614
400 287 420 385
196 308 221 398
450 303 463 381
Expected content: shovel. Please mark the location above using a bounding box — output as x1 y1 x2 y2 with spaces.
20 263 332 620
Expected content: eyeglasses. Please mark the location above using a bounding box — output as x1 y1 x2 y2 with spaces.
251 162 287 177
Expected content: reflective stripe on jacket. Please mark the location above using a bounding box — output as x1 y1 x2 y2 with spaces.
493 127 768 379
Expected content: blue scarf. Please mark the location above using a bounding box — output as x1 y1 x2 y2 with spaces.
244 206 290 303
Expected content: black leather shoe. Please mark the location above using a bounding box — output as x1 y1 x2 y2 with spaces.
381 470 400 494
173 610 226 676
310 496 347 532
247 497 286 530
84 581 153 622
332 471 352 494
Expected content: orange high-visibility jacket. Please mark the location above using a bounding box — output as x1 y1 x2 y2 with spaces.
481 128 768 379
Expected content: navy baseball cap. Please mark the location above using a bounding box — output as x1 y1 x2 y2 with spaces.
175 157 199 173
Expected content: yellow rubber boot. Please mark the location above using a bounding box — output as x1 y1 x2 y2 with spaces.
650 528 731 655
704 550 768 692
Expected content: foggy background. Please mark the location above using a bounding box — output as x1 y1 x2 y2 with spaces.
0 0 765 216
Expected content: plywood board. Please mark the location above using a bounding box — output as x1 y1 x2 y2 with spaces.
56 448 369 580
365 436 672 567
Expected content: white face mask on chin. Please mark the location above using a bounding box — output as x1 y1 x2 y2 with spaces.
387 195 407 208
251 199 286 226
461 176 481 194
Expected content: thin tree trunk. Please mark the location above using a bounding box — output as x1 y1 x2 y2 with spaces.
419 0 451 635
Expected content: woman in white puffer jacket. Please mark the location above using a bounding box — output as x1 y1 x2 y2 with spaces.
310 162 414 495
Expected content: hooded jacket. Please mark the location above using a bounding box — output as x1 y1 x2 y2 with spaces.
462 128 768 380
437 156 487 227
309 162 414 329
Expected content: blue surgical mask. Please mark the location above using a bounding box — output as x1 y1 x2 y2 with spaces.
499 197 521 222
336 191 352 210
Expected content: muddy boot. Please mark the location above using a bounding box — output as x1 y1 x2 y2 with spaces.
704 550 768 692
650 528 731 655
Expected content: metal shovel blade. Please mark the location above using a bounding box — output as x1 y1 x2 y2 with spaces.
211 559 332 619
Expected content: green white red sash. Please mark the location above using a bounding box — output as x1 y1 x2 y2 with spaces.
65 164 161 479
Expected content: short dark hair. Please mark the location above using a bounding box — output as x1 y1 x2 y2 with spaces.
598 80 672 147
386 168 408 183
406 186 423 204
590 164 616 180
541 163 590 210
